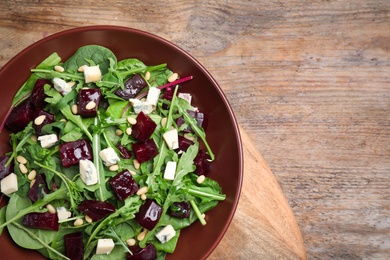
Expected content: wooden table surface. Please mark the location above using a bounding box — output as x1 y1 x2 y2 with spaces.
1 1 389 259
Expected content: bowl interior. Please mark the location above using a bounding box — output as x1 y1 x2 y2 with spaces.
0 26 243 260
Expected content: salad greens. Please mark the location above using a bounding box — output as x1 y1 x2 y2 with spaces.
0 45 225 259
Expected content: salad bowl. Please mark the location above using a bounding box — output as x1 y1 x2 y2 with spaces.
0 26 243 259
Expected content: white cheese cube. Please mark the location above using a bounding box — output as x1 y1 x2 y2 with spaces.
84 65 102 83
155 224 176 243
146 87 161 107
163 129 179 150
96 238 115 255
37 134 58 149
79 159 98 186
99 147 120 167
129 99 153 114
163 161 177 180
53 77 72 95
56 206 72 221
178 93 192 105
1 173 18 195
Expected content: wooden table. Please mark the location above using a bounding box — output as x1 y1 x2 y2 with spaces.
1 1 389 259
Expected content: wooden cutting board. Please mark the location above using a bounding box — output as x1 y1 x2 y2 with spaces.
209 126 306 259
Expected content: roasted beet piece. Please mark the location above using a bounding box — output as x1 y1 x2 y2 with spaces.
0 156 13 180
194 150 212 175
135 199 162 230
169 201 191 218
28 174 49 202
33 109 55 136
116 143 132 159
78 200 115 221
23 212 59 231
127 244 157 260
30 79 52 108
65 232 84 260
109 170 139 200
175 136 194 154
59 139 93 167
115 74 147 100
132 139 159 164
5 99 34 132
176 110 208 133
131 112 157 142
78 88 102 118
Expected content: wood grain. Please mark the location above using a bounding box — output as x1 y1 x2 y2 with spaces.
1 0 389 259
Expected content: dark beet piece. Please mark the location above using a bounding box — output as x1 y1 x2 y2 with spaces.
135 199 162 230
78 200 115 221
116 143 132 159
175 136 194 154
28 174 49 202
5 99 34 132
115 74 147 99
33 109 55 136
109 170 139 200
59 139 93 167
65 232 84 260
194 150 212 175
23 212 59 231
131 112 157 142
78 88 102 118
161 87 174 101
176 110 208 133
30 79 52 108
127 244 157 260
169 201 191 218
0 156 13 180
132 139 159 164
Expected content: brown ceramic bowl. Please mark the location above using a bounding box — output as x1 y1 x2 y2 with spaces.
0 26 243 260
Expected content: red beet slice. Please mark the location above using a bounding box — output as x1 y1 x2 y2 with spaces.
0 156 13 180
135 199 162 230
175 136 194 154
59 139 93 167
194 150 212 175
5 99 34 132
64 232 84 260
169 201 191 218
78 200 115 221
115 74 147 100
131 112 157 142
109 170 139 200
28 174 49 203
23 212 59 231
132 139 159 164
116 143 132 159
78 88 102 118
127 244 157 260
33 109 55 136
176 110 208 133
30 79 52 108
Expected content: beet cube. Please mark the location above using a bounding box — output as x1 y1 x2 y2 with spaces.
131 112 157 142
0 156 13 180
127 243 157 260
23 212 59 231
5 99 34 132
115 74 147 100
28 174 49 203
176 110 208 133
59 139 93 167
175 136 194 154
109 170 139 200
64 232 84 260
33 109 55 136
78 88 102 118
169 201 191 218
30 79 52 108
116 143 132 159
135 199 162 230
194 150 212 175
78 200 115 221
132 139 159 164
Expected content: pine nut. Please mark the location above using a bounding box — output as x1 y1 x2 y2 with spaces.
115 129 123 136
54 65 65 72
126 127 132 135
140 194 147 201
30 179 36 188
127 116 137 125
85 215 93 223
168 73 179 83
16 155 27 164
161 117 167 128
184 133 195 141
60 118 67 123
74 218 83 226
109 164 119 172
144 71 151 81
19 164 28 174
137 230 148 241
67 81 76 87
27 169 37 180
129 170 137 175
78 65 87 72
133 159 140 170
71 104 78 115
126 238 136 246
34 115 46 126
136 186 148 196
196 175 206 184
202 213 206 218
85 101 96 110
46 204 56 214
